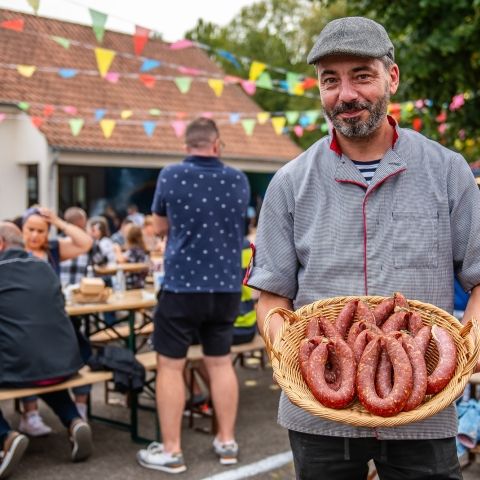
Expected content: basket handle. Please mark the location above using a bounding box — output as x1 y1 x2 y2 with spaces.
460 317 480 374
263 307 299 362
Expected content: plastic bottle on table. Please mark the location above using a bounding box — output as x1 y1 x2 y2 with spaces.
115 268 126 297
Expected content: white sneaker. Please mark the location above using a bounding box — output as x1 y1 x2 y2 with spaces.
212 437 238 465
18 411 52 437
75 403 88 421
136 442 187 474
70 419 92 462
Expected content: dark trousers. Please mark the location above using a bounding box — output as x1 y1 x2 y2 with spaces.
288 431 462 480
0 390 80 448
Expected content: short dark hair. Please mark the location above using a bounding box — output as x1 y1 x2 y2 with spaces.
0 222 24 249
185 118 219 149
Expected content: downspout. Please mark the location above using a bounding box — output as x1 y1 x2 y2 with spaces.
48 147 59 210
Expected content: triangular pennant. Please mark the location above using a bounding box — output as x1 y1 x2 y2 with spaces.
171 120 186 138
100 119 116 139
16 65 36 77
293 125 304 137
320 123 329 133
293 83 305 96
299 114 311 127
241 80 256 96
286 72 301 92
69 118 84 137
0 113 6 123
140 59 161 72
63 106 78 115
241 119 256 136
302 77 317 90
139 74 156 88
31 116 43 128
27 0 40 14
58 68 77 79
285 111 299 125
279 79 289 91
174 77 192 94
120 110 133 120
306 110 320 124
51 36 70 49
169 39 194 50
43 104 54 117
249 61 266 82
133 25 150 56
89 8 108 43
207 79 224 97
0 19 24 32
257 112 270 125
95 109 106 121
256 72 273 90
105 72 120 83
271 117 286 135
216 49 241 69
201 112 213 119
143 121 157 137
229 113 240 124
17 102 30 111
94 47 116 77
178 66 202 76
149 109 161 116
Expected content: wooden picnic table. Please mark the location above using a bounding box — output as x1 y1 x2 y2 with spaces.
93 262 150 276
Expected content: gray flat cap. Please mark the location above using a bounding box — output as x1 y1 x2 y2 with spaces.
307 16 394 64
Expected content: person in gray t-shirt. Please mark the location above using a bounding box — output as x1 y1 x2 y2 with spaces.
247 16 480 480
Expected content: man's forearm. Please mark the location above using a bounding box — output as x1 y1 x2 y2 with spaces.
256 291 293 343
462 284 480 373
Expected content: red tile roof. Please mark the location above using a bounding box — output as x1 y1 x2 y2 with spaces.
0 9 302 163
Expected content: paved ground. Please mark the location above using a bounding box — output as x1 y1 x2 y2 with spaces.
2 358 479 480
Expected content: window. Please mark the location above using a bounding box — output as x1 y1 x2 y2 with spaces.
27 164 38 206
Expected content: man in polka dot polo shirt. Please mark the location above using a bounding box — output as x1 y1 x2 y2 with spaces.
137 118 250 473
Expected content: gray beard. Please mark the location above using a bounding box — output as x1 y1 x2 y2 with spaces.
324 92 390 138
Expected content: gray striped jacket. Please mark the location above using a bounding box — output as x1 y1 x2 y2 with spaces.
247 124 480 439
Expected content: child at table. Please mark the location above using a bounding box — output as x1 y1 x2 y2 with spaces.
113 225 148 290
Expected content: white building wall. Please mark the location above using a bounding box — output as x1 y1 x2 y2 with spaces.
0 108 54 220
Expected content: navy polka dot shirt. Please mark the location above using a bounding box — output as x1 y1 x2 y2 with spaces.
151 156 250 293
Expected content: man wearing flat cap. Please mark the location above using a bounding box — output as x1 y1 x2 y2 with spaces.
247 16 480 479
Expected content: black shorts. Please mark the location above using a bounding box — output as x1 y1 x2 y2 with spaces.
153 291 241 358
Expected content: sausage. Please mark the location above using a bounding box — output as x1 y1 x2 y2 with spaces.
356 300 376 324
408 311 424 335
335 299 359 339
381 310 410 334
394 292 409 309
353 325 382 363
305 318 320 339
306 337 356 409
347 321 365 350
375 347 393 398
299 336 339 388
356 336 413 416
372 297 395 327
299 338 316 382
413 325 432 356
426 325 457 395
318 316 341 340
401 333 428 411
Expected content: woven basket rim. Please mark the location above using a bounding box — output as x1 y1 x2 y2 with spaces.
265 295 480 428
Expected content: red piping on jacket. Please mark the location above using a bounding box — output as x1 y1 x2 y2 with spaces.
336 168 406 294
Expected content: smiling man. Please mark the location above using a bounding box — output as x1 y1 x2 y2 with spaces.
246 16 480 480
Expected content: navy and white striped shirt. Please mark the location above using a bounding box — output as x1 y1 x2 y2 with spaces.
352 159 381 185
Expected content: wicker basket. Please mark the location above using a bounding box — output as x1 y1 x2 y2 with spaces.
263 296 480 427
72 287 112 304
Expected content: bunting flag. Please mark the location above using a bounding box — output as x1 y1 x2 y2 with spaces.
105 72 120 83
216 49 241 69
51 35 70 49
133 26 150 56
174 76 192 94
43 104 54 116
241 119 256 136
140 59 161 72
285 111 300 125
178 66 202 76
149 108 161 116
0 18 25 32
171 120 186 137
69 118 84 136
302 77 317 90
241 80 256 96
207 78 224 97
143 121 156 137
27 0 40 14
249 61 266 82
169 39 194 50
256 72 273 89
271 116 286 135
89 8 108 43
58 68 77 78
229 113 240 124
31 116 43 128
94 47 116 77
286 72 302 94
95 109 106 121
306 110 320 124
17 65 36 77
0 113 6 123
120 110 133 119
100 119 116 138
412 118 422 132
17 102 30 111
63 106 78 115
257 112 270 125
293 125 304 137
139 74 156 88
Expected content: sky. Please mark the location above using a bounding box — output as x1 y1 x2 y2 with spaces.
0 0 259 41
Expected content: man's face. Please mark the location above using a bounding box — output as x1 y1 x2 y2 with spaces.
316 55 399 138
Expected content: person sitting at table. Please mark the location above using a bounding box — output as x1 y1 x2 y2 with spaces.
111 218 133 250
113 225 148 290
20 206 93 437
87 216 116 268
141 215 165 254
0 222 93 477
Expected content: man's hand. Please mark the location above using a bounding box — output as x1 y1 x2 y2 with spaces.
256 291 293 344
